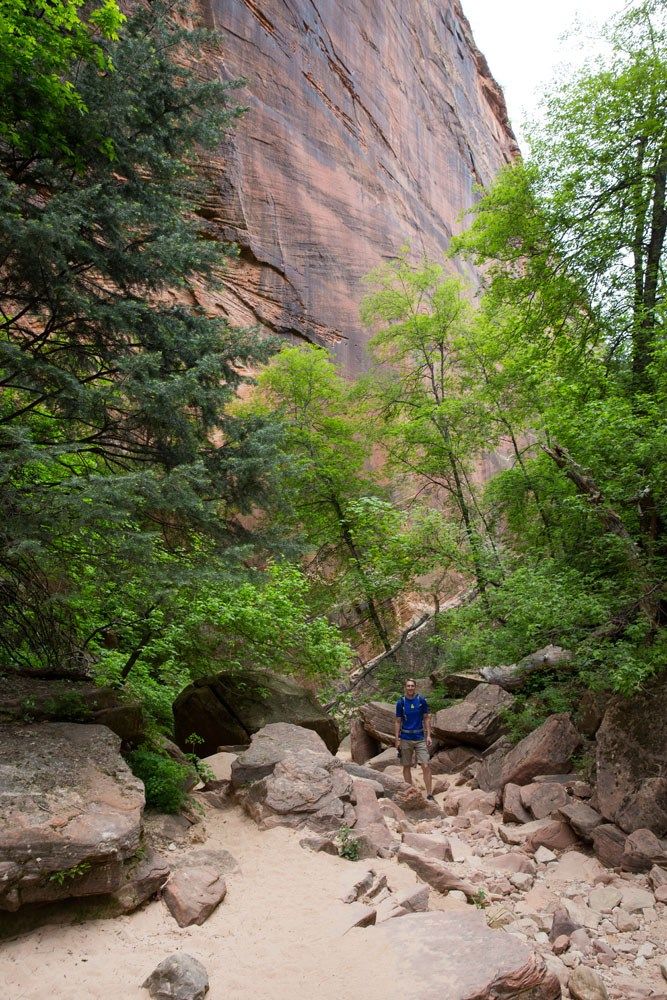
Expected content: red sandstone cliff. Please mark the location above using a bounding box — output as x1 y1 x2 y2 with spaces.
195 0 518 373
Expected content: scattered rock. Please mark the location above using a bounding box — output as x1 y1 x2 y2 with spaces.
431 684 514 748
503 783 532 824
396 846 476 900
342 901 376 931
588 885 622 913
402 832 453 861
230 723 332 787
521 781 569 820
142 954 209 1000
373 910 561 998
162 866 227 927
486 852 537 875
621 828 667 872
559 801 602 841
299 834 339 855
613 908 639 932
535 846 558 864
500 714 582 788
568 964 609 1000
549 906 582 942
618 883 654 912
394 885 429 913
552 934 570 954
366 747 402 771
0 723 144 911
591 824 627 867
110 850 170 914
525 819 580 853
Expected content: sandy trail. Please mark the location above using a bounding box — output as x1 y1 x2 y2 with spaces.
0 804 415 1000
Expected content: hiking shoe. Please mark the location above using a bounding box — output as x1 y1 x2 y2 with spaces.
426 794 435 801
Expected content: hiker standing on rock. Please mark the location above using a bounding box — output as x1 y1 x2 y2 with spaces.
394 678 434 800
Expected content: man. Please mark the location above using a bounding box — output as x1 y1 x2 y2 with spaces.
394 678 434 800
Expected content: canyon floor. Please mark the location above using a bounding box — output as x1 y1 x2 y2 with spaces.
1 754 666 1000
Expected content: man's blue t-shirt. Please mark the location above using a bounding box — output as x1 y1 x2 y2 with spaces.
396 694 429 741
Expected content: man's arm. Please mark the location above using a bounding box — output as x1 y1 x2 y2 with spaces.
424 711 432 747
394 705 402 748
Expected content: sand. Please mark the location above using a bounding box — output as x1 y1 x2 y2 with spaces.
0 804 415 1000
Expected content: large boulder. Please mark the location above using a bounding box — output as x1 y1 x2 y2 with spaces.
0 723 144 911
172 669 339 757
500 714 582 788
595 676 667 836
357 701 396 746
480 645 573 692
231 723 331 787
373 911 561 999
162 866 227 927
242 752 354 832
431 684 514 748
349 717 380 764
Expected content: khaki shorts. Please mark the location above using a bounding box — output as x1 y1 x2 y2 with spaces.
399 739 429 766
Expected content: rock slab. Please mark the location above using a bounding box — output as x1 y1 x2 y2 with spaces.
373 910 561 999
500 714 582 788
163 866 227 927
0 723 144 911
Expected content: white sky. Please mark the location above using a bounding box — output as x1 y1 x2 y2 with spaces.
461 0 629 149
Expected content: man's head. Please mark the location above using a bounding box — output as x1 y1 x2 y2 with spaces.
404 678 417 696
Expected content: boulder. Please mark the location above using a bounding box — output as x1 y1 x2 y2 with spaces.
350 779 395 856
142 954 209 1000
242 752 353 833
574 690 611 739
373 911 561 998
394 884 429 913
484 852 536 875
431 684 514 748
476 736 512 792
366 747 402 772
525 820 580 853
401 832 453 861
162 866 227 927
621 827 667 872
591 823 627 868
595 675 667 836
230 723 331 787
521 782 569 820
173 669 339 757
549 906 582 942
430 746 482 774
0 723 144 911
500 715 582 788
349 718 379 764
503 783 532 824
357 702 396 746
558 801 602 841
396 846 477 900
110 849 170 914
480 645 573 691
430 672 483 697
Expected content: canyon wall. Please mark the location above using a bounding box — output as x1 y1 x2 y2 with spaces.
195 0 518 373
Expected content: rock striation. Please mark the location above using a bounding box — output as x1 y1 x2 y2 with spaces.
194 0 518 372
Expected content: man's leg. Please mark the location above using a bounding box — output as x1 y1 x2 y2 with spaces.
420 762 433 796
402 764 413 785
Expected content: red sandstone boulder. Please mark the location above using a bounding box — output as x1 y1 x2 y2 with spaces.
349 718 380 764
431 684 514 748
163 866 227 927
595 676 667 836
521 781 569 820
500 715 582 788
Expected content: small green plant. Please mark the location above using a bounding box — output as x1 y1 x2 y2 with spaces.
336 824 360 861
128 745 190 814
48 861 92 886
21 697 37 722
472 888 487 909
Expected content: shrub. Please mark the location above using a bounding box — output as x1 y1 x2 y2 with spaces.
127 746 190 814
